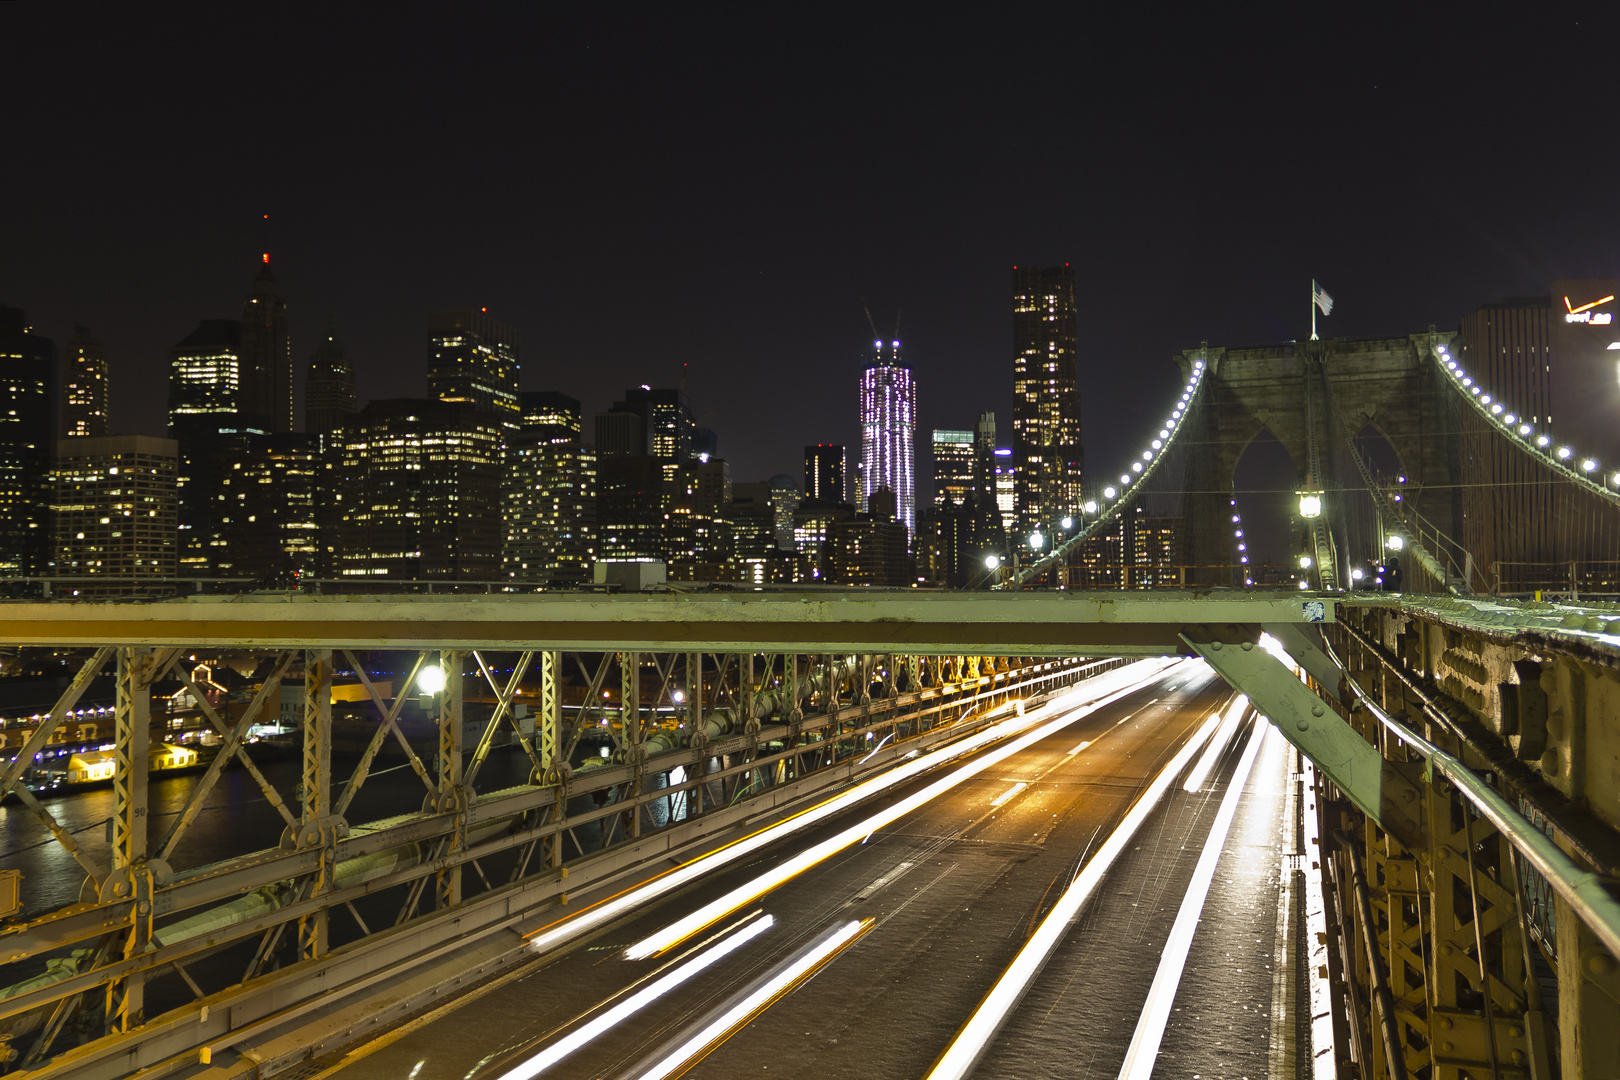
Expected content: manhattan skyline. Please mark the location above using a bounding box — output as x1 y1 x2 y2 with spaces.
3 7 1617 491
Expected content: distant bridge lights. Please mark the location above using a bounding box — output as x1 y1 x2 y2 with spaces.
1582 459 1598 473
1060 516 1074 530
1083 500 1098 514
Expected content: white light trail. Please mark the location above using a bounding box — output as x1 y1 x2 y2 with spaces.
494 915 775 1080
1065 740 1091 757
1182 694 1249 792
1116 721 1271 1080
989 782 1028 807
525 659 1181 961
925 710 1222 1080
631 919 870 1080
623 661 1184 960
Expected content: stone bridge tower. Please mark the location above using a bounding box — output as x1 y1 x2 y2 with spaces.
1176 332 1465 586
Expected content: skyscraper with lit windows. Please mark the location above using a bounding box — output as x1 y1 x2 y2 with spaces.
427 310 520 422
858 341 916 539
0 304 55 575
1012 265 1083 532
62 325 108 438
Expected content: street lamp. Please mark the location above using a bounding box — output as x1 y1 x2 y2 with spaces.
1082 500 1097 515
418 663 447 695
1297 491 1323 519
1029 531 1045 551
1298 555 1313 570
1060 516 1073 530
1386 535 1405 551
984 554 1002 570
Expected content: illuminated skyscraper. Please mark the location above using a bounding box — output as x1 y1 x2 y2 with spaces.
931 429 974 507
804 444 847 504
62 325 108 438
51 436 178 592
304 318 357 441
858 342 916 539
168 319 244 423
335 399 504 580
241 259 293 433
0 305 55 575
1012 265 1083 531
427 310 520 421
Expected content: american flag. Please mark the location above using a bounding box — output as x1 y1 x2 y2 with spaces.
1312 281 1334 316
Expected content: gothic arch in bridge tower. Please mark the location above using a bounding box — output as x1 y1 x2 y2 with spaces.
1175 333 1464 586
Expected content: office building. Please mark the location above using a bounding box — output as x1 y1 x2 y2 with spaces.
804 444 847 505
932 429 974 507
665 456 732 580
504 438 597 586
0 305 55 576
1012 265 1083 531
304 319 357 441
240 259 293 433
214 434 319 580
427 310 520 421
1458 280 1620 588
767 473 800 550
520 391 582 444
168 319 244 424
595 455 667 562
51 435 178 593
993 452 1016 535
732 482 795 584
858 343 916 538
594 410 648 457
62 325 109 438
974 412 997 495
335 399 504 580
793 500 853 582
827 489 911 587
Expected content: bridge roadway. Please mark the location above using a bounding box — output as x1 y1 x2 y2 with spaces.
297 662 1300 1080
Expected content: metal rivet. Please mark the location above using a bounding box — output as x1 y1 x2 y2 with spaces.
1311 704 1325 717
1296 719 1309 731
1211 641 1223 651
1241 641 1254 651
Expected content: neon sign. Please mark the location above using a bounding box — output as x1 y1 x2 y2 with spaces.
1564 294 1615 325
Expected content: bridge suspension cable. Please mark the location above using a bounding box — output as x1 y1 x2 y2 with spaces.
998 347 1209 588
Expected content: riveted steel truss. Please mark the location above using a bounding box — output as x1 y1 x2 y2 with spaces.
0 640 1106 1079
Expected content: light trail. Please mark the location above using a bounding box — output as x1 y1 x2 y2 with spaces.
989 782 1028 807
623 661 1185 960
924 709 1222 1080
522 658 1181 962
492 915 775 1080
630 918 872 1080
1182 694 1248 792
1117 721 1271 1080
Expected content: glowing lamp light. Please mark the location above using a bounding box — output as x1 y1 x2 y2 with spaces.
1386 535 1405 551
1558 446 1573 459
1298 580 1309 590
1481 394 1492 404
1231 514 1241 523
1520 424 1533 436
1491 404 1503 415
1102 487 1117 499
1029 531 1045 551
1298 555 1313 569
672 689 686 704
984 554 1002 570
1537 435 1551 447
1351 568 1364 581
1083 501 1097 514
1298 493 1323 519
417 664 447 695
1061 516 1074 530
1582 458 1598 472
1131 462 1143 473
1121 474 1131 484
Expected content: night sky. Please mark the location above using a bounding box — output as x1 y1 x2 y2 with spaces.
4 6 1617 506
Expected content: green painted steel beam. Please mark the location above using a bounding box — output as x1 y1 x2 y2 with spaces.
1180 630 1422 848
0 591 1337 654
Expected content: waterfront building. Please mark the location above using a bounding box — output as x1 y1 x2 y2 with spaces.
335 399 504 580
50 435 178 593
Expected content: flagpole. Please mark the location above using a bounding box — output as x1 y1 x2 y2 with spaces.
1310 279 1318 340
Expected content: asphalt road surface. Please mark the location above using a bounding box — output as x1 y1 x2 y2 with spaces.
312 659 1294 1080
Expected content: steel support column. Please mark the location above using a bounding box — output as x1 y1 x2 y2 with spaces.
105 647 154 1033
436 650 465 909
299 648 334 960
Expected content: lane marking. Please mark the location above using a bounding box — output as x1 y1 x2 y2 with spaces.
989 782 1029 807
1116 720 1270 1079
850 861 917 903
925 710 1222 1080
1065 740 1092 756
